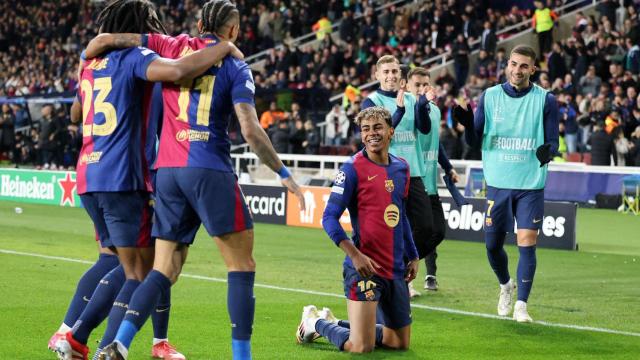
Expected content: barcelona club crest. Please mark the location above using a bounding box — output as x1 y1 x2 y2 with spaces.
384 179 394 192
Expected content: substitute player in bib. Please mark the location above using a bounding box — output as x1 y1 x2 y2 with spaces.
361 56 436 277
405 67 460 295
97 1 306 359
453 45 558 322
296 107 419 354
54 1 244 360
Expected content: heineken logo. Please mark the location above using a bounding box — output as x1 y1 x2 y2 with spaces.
0 170 78 207
1 174 55 200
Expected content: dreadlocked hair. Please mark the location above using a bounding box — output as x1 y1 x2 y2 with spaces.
201 0 239 34
97 0 167 35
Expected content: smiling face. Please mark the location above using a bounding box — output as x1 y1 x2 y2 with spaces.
506 52 536 90
356 107 394 163
376 60 401 92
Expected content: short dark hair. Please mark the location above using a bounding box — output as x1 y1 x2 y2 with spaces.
201 0 239 34
510 45 537 63
355 106 392 127
97 0 167 34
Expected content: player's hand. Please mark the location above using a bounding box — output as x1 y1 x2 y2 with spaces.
452 101 474 128
425 86 436 102
228 42 245 60
449 169 460 183
396 89 405 108
405 258 419 282
535 143 553 167
281 177 305 211
352 252 382 278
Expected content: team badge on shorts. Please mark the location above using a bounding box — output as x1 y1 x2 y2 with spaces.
365 290 376 301
385 179 394 192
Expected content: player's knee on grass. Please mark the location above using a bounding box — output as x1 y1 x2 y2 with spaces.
345 340 375 353
382 326 410 350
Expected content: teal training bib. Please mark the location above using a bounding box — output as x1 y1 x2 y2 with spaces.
419 102 441 194
482 84 548 189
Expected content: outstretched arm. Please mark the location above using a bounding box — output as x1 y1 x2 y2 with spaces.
85 33 143 58
235 102 305 209
145 41 241 82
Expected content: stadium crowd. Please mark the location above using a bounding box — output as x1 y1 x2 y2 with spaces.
1 0 640 169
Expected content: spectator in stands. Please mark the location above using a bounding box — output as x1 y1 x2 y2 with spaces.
324 103 349 145
270 119 291 154
629 125 640 166
580 65 602 97
605 109 622 134
260 101 288 129
589 121 616 165
289 118 306 154
12 131 33 167
38 104 61 169
11 104 29 128
558 92 579 153
480 21 497 55
302 120 320 155
614 127 633 166
548 42 567 82
0 104 15 160
531 0 558 56
452 34 470 90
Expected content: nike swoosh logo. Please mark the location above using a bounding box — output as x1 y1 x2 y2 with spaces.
368 175 378 181
522 279 532 283
155 307 170 313
83 296 91 302
532 219 542 223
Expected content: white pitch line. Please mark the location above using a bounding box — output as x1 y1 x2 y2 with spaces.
2 248 640 338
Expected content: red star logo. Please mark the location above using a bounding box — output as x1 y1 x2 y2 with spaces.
58 172 77 207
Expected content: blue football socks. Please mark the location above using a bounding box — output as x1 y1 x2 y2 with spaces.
228 272 255 360
73 265 125 344
517 245 537 302
486 232 511 285
116 270 171 349
98 279 141 348
316 319 350 350
151 287 171 340
63 253 119 327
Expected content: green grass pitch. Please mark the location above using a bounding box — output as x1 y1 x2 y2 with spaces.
0 201 639 359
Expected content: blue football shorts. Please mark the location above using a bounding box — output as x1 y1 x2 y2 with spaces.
343 263 412 329
484 186 544 233
152 167 253 244
81 191 153 248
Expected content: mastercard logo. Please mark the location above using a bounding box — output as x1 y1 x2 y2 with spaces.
384 204 400 228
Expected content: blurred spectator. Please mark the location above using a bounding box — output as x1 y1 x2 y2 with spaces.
260 101 288 129
614 127 633 165
0 104 15 159
324 103 349 145
629 125 640 166
452 34 470 90
288 118 306 154
38 104 62 169
531 0 558 56
580 66 602 97
480 21 497 55
589 122 616 165
269 120 291 154
547 42 567 82
302 120 320 155
558 93 579 153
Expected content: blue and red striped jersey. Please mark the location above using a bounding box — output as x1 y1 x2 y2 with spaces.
323 150 418 280
145 33 255 171
76 47 159 194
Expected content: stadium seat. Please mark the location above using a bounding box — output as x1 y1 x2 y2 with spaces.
565 152 581 162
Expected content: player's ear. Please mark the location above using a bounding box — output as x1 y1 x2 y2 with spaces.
197 19 204 34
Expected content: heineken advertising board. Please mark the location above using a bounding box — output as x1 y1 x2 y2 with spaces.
0 168 81 207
